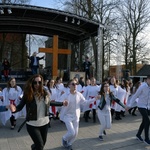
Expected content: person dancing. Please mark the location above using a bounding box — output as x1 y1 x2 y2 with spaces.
2 78 22 129
128 75 150 145
96 82 125 141
10 74 68 150
60 79 99 150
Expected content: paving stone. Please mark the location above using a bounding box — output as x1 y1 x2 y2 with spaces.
0 111 149 150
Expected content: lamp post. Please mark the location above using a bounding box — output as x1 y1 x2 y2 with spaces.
130 56 133 76
97 24 105 83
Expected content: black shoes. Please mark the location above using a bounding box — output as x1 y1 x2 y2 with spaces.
144 139 150 145
128 109 131 114
62 138 68 148
99 135 103 141
10 116 16 130
67 145 73 150
136 135 143 142
103 130 106 135
31 144 36 150
132 113 137 116
115 116 122 120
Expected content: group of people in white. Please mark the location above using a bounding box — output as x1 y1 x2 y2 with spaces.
0 78 25 129
0 74 149 150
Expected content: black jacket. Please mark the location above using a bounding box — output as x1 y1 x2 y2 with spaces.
98 92 125 110
28 56 44 68
83 61 92 71
14 94 63 121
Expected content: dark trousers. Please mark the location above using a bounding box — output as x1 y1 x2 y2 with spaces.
84 110 91 122
128 107 137 114
137 108 150 140
31 66 38 75
85 70 90 79
93 109 96 122
26 123 49 150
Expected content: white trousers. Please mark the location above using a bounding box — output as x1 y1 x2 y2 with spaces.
97 110 111 136
63 119 79 145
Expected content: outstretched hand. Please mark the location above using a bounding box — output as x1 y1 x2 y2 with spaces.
95 95 101 100
125 106 130 111
63 100 68 106
9 104 16 112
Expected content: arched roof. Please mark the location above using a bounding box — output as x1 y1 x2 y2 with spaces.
0 3 100 42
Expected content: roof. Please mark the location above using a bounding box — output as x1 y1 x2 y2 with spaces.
136 64 150 76
0 3 100 42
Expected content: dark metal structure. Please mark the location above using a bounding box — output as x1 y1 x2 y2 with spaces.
0 3 99 42
0 3 102 81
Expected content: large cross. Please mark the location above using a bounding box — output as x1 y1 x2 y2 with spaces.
39 35 71 79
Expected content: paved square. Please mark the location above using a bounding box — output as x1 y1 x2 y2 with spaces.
0 111 149 150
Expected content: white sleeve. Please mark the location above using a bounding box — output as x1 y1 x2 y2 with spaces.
80 93 96 105
57 93 68 102
128 86 142 107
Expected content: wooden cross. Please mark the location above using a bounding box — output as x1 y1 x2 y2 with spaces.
39 35 71 79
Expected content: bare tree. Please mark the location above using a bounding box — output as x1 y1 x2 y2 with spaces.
1 0 30 4
62 0 119 80
117 0 150 74
0 0 31 69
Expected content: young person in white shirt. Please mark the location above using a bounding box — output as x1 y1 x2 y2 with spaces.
128 81 141 116
73 77 83 92
128 75 150 145
46 79 58 118
60 79 99 150
55 77 65 119
83 77 100 123
82 79 91 121
109 77 126 120
120 79 130 117
96 82 125 141
2 78 23 129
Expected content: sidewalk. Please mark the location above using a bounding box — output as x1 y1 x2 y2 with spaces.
0 111 149 150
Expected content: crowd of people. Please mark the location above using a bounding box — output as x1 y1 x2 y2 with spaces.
0 74 150 150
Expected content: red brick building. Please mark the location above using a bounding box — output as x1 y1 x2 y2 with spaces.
109 64 144 78
0 33 27 70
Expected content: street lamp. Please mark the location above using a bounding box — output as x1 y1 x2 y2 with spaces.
0 8 4 14
130 56 133 76
7 8 12 14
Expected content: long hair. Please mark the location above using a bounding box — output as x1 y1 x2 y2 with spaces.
85 79 91 86
23 74 46 102
47 79 56 94
64 80 70 88
134 81 141 93
109 76 117 88
90 77 96 86
3 58 9 64
99 82 110 96
121 79 129 92
7 77 18 91
55 76 62 84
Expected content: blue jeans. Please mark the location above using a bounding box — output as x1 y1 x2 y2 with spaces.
137 108 150 140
